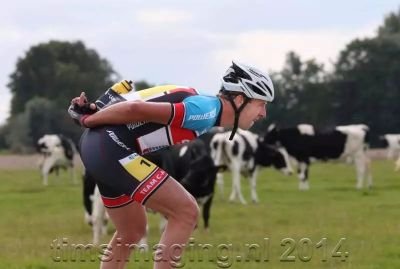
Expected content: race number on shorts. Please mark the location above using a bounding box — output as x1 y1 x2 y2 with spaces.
119 153 157 181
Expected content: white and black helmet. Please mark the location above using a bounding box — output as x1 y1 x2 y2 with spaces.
221 61 274 102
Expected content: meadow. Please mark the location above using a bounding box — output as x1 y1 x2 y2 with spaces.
0 159 399 269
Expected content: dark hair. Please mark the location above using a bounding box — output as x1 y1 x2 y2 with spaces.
219 86 239 97
218 87 249 101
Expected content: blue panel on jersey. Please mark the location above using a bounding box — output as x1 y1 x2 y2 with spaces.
181 95 221 135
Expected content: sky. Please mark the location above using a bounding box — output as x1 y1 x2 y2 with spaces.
0 0 399 125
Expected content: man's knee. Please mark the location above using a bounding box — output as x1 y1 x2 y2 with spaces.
116 224 147 245
173 197 199 227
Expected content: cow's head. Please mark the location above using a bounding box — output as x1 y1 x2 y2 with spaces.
378 135 389 148
254 142 293 175
37 134 62 154
261 124 280 145
209 133 228 167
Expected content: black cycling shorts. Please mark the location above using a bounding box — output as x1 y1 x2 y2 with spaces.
79 127 169 208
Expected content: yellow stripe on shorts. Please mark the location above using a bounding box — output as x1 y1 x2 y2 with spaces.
119 153 157 181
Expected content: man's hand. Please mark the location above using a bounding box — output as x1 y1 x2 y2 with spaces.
68 92 98 127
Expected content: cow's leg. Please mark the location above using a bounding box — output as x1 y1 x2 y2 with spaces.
345 156 353 165
37 155 45 170
230 165 246 204
210 137 225 199
298 162 309 190
216 172 225 198
55 167 60 177
84 211 92 226
159 215 167 232
42 172 49 186
92 186 107 245
83 171 96 225
395 157 400 172
366 156 373 188
354 152 372 189
354 152 366 189
138 223 149 251
228 169 238 202
249 168 259 203
202 195 213 231
70 160 77 184
387 148 394 159
41 158 54 186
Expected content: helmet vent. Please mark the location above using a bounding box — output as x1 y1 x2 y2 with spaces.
246 82 266 96
232 63 252 80
260 81 273 96
223 73 239 83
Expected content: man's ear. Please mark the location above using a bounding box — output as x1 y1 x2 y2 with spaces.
234 94 244 106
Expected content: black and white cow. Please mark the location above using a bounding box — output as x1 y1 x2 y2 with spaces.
84 138 224 245
395 157 400 172
36 134 77 185
381 134 400 160
82 170 109 245
380 134 400 171
262 124 372 190
210 129 293 204
145 138 225 229
140 139 226 246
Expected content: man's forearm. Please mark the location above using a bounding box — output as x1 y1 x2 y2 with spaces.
83 101 135 127
83 101 172 128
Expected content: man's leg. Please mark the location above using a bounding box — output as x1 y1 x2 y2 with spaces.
100 202 147 269
145 177 199 269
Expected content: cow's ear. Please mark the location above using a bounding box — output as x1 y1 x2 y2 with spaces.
276 141 282 147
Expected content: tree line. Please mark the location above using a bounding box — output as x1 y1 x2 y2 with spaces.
253 8 400 146
1 9 399 152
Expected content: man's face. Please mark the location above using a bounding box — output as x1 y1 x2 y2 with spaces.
237 97 267 129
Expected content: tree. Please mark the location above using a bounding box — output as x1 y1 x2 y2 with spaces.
330 36 400 145
253 51 328 133
4 113 31 153
378 8 400 43
24 97 65 145
256 9 400 139
4 40 118 150
8 40 117 116
3 97 65 152
134 80 154 91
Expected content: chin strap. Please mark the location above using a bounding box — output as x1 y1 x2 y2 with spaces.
227 96 250 140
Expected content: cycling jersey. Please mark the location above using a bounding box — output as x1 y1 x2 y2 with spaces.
102 85 222 154
79 85 222 207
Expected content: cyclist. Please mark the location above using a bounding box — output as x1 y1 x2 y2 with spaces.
68 61 274 269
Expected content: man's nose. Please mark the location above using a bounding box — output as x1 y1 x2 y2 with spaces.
260 106 267 118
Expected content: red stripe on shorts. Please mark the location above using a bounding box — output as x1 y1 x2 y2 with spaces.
133 168 169 203
101 194 133 208
101 168 169 207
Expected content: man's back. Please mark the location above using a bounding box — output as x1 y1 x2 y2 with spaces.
91 85 222 154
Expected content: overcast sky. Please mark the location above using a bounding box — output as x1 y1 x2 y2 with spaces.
0 0 399 124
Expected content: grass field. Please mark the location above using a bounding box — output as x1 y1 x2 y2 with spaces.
0 160 399 269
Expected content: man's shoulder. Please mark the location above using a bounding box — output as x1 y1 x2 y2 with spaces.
184 94 218 101
183 95 221 114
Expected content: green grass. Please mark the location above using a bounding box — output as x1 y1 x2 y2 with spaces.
0 160 399 268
